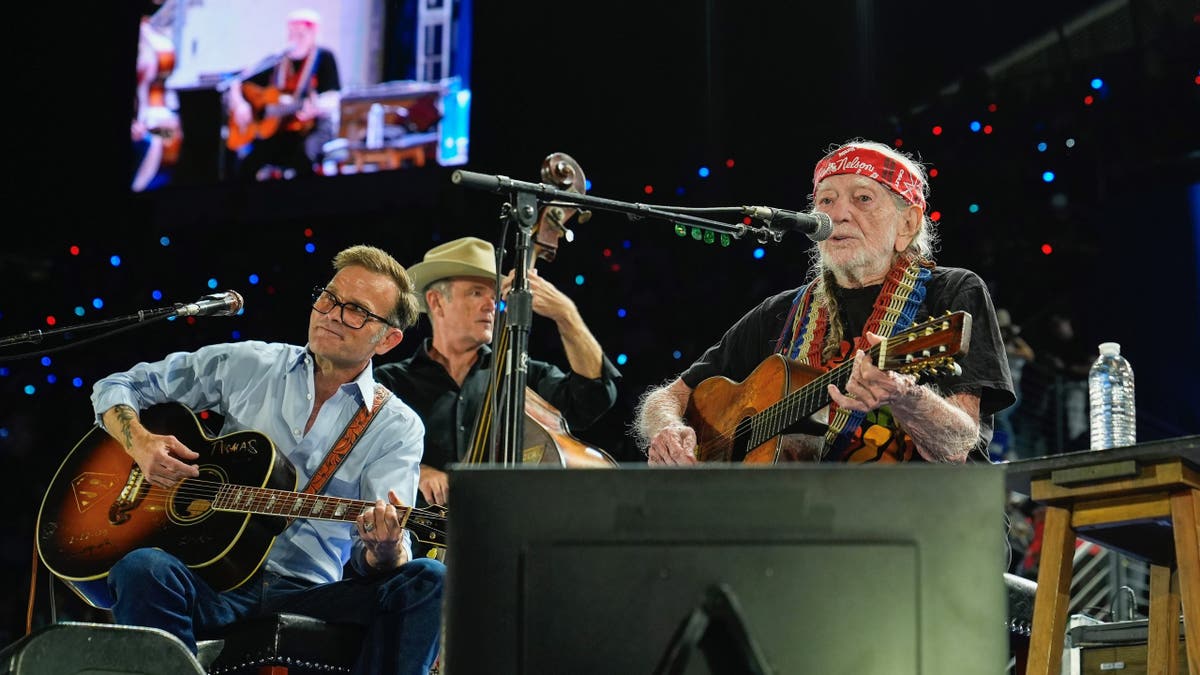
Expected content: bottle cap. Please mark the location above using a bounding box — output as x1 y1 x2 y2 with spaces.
1098 342 1121 355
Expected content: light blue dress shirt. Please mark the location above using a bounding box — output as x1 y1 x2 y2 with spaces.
91 340 425 585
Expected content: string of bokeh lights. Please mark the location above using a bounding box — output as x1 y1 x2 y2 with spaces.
1 67 1188 441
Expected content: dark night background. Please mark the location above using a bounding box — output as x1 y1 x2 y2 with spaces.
1 0 1197 648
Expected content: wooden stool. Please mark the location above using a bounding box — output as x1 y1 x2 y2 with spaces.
1005 437 1200 675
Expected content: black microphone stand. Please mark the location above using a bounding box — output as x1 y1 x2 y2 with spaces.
454 169 779 466
0 304 181 357
492 190 539 464
453 169 777 242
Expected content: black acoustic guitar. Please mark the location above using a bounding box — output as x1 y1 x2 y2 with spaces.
36 402 446 609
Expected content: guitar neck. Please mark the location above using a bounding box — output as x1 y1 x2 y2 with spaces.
772 345 868 420
749 311 968 446
753 345 877 443
265 101 305 118
213 484 405 525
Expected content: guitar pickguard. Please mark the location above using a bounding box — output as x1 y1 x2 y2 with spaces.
68 472 121 514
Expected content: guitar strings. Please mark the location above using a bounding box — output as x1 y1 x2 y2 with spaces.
700 338 892 452
701 315 956 455
114 478 448 538
728 351 864 449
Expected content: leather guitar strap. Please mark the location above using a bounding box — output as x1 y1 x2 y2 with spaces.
300 384 392 496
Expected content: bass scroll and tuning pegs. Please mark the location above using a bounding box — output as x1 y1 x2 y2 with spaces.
540 152 591 223
531 152 588 263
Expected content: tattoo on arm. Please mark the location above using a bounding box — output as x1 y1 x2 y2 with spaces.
113 404 138 450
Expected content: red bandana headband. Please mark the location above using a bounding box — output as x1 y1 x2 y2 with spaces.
812 146 927 210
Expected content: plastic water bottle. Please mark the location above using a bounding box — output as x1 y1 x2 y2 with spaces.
1088 342 1136 450
366 103 385 149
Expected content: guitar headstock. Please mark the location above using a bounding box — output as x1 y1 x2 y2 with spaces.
404 504 448 548
877 311 972 381
531 152 590 263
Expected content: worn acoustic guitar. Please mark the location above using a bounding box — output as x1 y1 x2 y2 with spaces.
688 311 972 463
225 81 317 151
36 402 446 609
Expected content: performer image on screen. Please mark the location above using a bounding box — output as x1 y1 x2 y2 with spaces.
88 245 442 675
635 138 1015 466
374 236 620 554
132 0 182 191
225 8 341 181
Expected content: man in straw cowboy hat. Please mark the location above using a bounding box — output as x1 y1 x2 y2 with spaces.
375 237 620 507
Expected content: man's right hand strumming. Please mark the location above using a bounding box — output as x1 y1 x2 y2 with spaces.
647 423 698 466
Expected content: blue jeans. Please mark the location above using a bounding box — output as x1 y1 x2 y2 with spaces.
108 548 444 675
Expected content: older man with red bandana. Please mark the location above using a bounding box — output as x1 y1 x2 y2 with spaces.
636 139 1015 465
226 7 341 181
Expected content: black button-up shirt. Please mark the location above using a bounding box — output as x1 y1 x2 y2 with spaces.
375 338 621 472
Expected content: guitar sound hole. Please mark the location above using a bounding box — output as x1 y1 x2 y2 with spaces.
167 465 224 525
730 418 753 462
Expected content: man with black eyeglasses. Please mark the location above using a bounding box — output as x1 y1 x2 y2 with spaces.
89 244 443 675
312 286 399 329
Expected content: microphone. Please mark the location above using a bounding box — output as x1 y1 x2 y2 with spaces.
172 290 245 317
451 169 505 192
743 207 833 242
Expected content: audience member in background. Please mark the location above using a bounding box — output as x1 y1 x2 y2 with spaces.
635 138 1014 465
991 307 1036 460
374 236 620 556
1027 311 1095 453
91 245 442 675
1005 491 1038 575
225 8 341 181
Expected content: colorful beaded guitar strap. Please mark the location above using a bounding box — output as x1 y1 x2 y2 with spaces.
775 252 932 458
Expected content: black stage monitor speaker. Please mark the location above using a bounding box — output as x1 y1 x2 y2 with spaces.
445 463 1009 675
0 621 207 675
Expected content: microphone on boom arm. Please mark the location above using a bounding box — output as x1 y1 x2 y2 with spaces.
742 206 834 242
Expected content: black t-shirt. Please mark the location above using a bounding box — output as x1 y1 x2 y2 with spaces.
375 338 621 472
680 266 1015 460
247 47 340 94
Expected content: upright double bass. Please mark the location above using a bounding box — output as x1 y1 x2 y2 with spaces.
465 152 618 469
417 154 615 564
